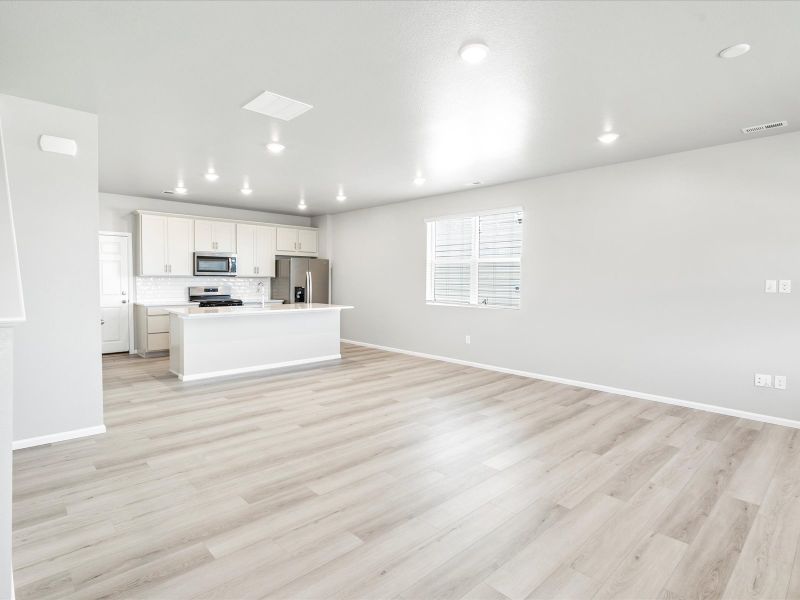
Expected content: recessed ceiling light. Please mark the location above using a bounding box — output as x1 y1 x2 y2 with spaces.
336 194 347 202
597 132 620 144
174 186 187 195
266 142 285 154
459 42 489 64
414 176 426 185
204 168 219 182
298 202 307 210
719 43 751 59
241 183 253 195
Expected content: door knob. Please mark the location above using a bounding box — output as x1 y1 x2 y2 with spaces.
121 300 127 304
101 319 105 325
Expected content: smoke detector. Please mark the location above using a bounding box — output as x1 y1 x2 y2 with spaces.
741 120 787 134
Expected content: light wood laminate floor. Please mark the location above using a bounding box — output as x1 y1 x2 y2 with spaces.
12 344 800 600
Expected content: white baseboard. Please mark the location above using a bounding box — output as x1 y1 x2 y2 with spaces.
342 339 800 430
12 424 107 450
172 354 342 382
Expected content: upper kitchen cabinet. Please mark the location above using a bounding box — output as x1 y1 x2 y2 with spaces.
195 219 236 252
276 227 318 255
236 223 276 277
138 214 194 276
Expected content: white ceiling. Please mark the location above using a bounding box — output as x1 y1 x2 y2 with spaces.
1 1 798 216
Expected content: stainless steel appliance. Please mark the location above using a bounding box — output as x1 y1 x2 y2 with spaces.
273 258 329 304
188 286 243 307
194 251 237 276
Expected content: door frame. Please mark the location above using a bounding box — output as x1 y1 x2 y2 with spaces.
98 231 135 354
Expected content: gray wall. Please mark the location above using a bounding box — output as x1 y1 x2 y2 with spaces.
329 132 800 422
0 94 103 443
99 192 310 234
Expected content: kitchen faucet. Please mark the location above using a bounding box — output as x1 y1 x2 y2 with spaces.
257 281 265 307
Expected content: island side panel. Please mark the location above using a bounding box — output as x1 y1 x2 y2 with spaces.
178 310 342 380
168 314 185 378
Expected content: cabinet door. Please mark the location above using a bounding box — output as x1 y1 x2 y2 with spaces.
276 227 298 252
214 221 236 252
236 224 256 277
254 225 276 278
297 229 318 254
194 220 215 251
140 214 167 275
167 217 194 275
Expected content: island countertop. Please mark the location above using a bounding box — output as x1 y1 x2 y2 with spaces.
165 303 353 319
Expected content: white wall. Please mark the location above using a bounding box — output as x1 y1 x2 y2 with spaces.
0 94 103 444
99 192 310 234
0 112 23 600
329 132 800 423
0 329 13 600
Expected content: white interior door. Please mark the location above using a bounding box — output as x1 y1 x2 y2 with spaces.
99 233 130 353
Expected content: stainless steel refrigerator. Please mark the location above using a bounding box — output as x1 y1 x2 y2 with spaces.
273 257 329 304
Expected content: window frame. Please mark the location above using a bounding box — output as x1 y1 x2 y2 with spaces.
425 207 523 310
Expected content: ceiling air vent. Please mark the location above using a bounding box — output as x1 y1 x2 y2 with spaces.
741 120 788 134
242 90 313 121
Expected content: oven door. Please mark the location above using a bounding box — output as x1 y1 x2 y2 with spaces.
194 253 237 276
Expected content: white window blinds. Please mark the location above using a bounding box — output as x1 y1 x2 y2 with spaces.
426 208 522 308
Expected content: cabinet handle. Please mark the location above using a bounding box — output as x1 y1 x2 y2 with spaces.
255 266 259 274
164 264 168 274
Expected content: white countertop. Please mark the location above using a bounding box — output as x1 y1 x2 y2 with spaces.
165 303 353 319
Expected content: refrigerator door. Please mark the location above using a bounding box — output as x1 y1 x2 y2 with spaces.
290 257 310 303
308 259 329 304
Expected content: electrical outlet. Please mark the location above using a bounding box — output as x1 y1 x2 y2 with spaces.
754 373 773 388
765 280 777 293
465 335 471 345
774 375 787 390
779 280 792 294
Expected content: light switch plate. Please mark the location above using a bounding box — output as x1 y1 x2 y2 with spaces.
465 335 471 345
765 280 777 293
779 280 792 294
774 375 787 390
754 373 773 387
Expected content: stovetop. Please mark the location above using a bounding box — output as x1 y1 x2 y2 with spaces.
198 299 243 307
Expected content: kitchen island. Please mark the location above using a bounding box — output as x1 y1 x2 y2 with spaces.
165 303 353 381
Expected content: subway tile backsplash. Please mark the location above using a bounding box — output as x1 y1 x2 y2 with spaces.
135 276 272 302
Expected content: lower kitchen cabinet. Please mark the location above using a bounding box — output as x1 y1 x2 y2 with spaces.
134 305 174 356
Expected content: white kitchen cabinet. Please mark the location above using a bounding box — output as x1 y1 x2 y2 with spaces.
276 227 318 255
276 227 297 253
167 217 194 275
237 223 276 277
298 229 318 254
195 219 236 252
139 214 168 276
139 214 195 276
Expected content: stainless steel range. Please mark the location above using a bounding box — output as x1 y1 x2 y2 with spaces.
188 286 243 307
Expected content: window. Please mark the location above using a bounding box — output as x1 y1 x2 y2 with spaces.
426 208 522 308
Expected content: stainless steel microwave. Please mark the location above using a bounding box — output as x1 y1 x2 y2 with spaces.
193 252 237 276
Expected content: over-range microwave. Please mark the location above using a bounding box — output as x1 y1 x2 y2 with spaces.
194 252 237 276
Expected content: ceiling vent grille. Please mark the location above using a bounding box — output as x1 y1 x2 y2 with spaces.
741 120 788 134
242 90 313 121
